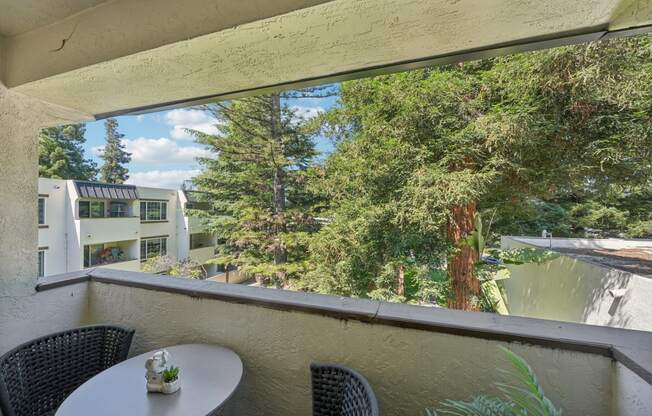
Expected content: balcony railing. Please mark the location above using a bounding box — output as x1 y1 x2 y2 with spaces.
28 269 652 415
78 217 140 245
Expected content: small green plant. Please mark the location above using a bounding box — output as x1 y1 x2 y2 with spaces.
162 366 180 383
424 347 562 416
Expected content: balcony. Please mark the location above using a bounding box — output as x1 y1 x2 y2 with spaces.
96 259 141 272
189 246 215 265
29 268 652 415
189 233 216 264
78 216 140 245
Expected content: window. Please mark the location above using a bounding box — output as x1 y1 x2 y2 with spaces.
38 198 46 225
38 250 45 277
79 201 105 218
140 237 168 260
140 201 168 222
83 244 104 267
110 202 128 217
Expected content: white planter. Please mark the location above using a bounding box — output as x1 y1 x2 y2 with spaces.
161 379 180 394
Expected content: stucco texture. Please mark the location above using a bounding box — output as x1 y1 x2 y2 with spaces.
0 83 91 355
10 0 645 116
613 362 652 416
87 281 612 415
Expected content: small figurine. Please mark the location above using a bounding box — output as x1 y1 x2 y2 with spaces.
145 350 180 394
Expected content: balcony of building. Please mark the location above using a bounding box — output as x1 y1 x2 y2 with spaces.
189 233 217 265
83 240 140 272
28 268 652 415
75 183 141 245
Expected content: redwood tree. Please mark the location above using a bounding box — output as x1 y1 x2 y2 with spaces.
313 34 652 310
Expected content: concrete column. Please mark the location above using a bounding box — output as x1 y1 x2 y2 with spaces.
0 82 92 353
0 87 42 296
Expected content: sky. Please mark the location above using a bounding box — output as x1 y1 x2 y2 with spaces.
83 91 339 189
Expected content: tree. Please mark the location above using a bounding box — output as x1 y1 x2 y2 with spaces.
314 34 652 310
142 255 204 279
99 118 131 183
39 124 97 180
192 88 333 287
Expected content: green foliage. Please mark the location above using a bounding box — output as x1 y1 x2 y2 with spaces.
39 124 97 180
627 220 652 238
309 34 652 307
162 366 179 383
191 90 329 286
142 256 204 279
425 347 562 416
488 248 560 266
466 213 486 256
99 118 131 184
569 201 629 236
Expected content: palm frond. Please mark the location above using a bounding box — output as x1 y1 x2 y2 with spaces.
424 347 562 416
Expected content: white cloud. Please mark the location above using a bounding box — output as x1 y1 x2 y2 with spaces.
91 146 103 156
136 114 145 122
119 137 212 164
126 170 201 189
290 105 325 122
165 109 220 140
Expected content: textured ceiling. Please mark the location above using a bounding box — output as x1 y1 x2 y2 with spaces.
0 0 107 36
5 0 652 119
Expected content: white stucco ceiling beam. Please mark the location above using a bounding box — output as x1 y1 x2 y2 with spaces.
2 0 334 88
0 35 6 85
7 0 652 117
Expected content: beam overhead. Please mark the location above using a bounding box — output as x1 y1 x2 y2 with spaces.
4 0 652 117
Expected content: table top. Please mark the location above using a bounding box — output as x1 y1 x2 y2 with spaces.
56 344 243 416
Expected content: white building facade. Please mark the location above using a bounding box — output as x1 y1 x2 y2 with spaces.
37 178 222 278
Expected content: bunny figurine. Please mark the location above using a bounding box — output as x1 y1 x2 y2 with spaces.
144 349 170 393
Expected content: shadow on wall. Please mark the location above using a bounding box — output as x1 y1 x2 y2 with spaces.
502 244 649 330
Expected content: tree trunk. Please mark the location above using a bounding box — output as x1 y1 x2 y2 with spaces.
270 93 288 267
396 264 405 297
225 267 230 284
447 201 481 311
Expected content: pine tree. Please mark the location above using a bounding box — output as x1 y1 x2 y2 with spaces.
99 118 131 184
192 88 331 287
39 124 97 180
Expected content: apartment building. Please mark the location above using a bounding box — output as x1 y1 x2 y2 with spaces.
37 178 223 279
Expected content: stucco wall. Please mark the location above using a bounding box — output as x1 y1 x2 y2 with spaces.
11 0 642 117
87 281 613 415
0 282 90 355
138 186 179 261
501 237 652 331
613 362 652 416
0 83 91 356
37 178 68 275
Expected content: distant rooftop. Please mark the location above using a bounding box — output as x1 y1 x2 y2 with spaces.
506 236 652 277
74 180 139 200
555 246 652 277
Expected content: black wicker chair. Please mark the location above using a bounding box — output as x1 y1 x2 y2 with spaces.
0 325 134 416
311 363 379 416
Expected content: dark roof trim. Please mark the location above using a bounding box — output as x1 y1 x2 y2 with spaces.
94 24 652 120
36 268 652 385
74 181 139 200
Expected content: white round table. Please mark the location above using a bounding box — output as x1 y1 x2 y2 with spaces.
56 344 243 416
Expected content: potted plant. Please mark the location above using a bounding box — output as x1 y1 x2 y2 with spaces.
161 366 180 394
